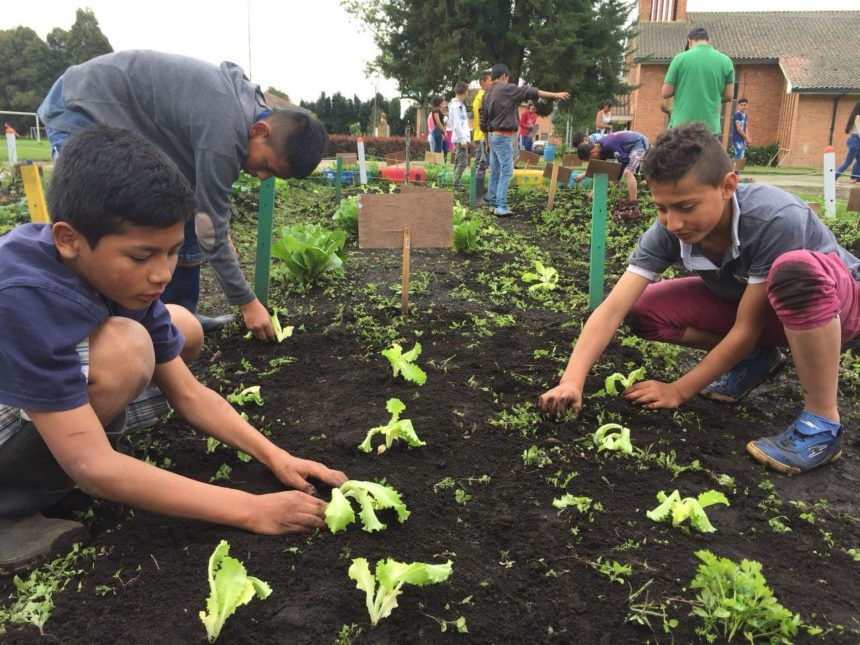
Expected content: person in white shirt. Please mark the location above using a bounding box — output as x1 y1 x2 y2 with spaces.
448 81 471 188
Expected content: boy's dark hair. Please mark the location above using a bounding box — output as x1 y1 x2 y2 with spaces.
478 70 492 83
431 95 443 108
264 109 328 179
48 126 194 249
490 64 510 80
454 81 468 95
577 142 595 161
572 131 587 147
642 122 731 187
737 97 749 104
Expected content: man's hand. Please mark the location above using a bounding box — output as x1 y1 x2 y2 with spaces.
538 382 583 417
268 449 348 496
555 91 571 101
240 298 276 342
246 491 328 534
623 380 685 410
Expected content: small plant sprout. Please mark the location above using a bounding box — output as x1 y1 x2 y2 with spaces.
591 367 646 398
325 480 410 533
199 540 272 643
593 423 634 455
381 342 427 385
270 309 294 343
348 557 453 627
552 494 602 521
226 385 264 407
646 489 729 533
521 260 559 292
359 398 426 454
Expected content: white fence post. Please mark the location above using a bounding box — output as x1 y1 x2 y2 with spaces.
823 145 836 217
357 137 367 185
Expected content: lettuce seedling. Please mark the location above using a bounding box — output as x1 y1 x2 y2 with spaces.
325 480 410 533
604 367 646 395
199 540 271 643
332 195 359 236
593 423 634 455
521 260 559 292
646 489 729 533
270 309 294 343
359 398 426 454
226 385 264 407
381 342 427 385
348 557 453 626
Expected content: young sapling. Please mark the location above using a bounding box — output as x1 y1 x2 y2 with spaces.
359 398 426 454
325 480 410 533
348 557 453 626
199 540 271 642
381 342 427 385
646 489 729 533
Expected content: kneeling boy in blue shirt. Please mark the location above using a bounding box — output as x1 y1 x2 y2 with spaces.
0 127 346 573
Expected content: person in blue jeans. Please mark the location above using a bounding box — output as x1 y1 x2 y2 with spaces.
835 101 860 183
731 98 751 160
429 95 447 155
479 63 569 217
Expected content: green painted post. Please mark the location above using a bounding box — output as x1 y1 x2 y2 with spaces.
469 164 476 208
588 173 608 310
253 177 276 307
334 156 343 202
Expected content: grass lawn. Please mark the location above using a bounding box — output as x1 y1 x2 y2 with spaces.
1 138 52 162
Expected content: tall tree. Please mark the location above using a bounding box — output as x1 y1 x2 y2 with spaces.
47 8 112 69
0 27 57 119
343 0 632 121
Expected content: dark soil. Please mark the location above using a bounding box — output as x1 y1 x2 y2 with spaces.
3 183 860 644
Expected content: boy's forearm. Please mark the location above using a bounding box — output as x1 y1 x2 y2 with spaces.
559 303 630 391
672 329 759 400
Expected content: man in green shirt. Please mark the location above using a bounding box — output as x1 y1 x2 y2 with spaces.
662 27 734 135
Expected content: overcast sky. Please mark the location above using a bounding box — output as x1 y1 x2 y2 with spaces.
1 0 856 104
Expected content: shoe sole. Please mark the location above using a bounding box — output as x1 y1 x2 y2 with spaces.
699 351 786 404
745 441 842 476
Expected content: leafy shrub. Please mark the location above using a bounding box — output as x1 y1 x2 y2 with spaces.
271 223 346 284
732 144 779 167
452 203 481 254
332 196 360 236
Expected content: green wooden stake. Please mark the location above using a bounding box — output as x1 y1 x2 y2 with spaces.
334 156 343 202
588 173 608 310
253 177 277 307
469 164 476 207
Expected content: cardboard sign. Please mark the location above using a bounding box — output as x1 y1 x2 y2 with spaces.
424 151 444 164
336 152 358 165
517 150 541 167
583 159 623 182
358 190 453 249
562 154 583 167
848 187 860 213
542 163 572 184
385 151 406 165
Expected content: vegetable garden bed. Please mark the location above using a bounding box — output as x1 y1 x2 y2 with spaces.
3 181 860 643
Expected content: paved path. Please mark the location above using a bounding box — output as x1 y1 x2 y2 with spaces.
744 170 855 200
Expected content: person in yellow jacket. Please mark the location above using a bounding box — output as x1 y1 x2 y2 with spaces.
472 70 492 205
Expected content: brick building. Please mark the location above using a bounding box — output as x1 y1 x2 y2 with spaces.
626 0 860 167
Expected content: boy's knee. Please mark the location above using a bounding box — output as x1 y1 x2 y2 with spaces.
89 317 154 391
768 251 828 311
166 304 204 361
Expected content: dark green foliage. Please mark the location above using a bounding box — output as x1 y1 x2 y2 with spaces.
342 0 632 115
271 223 347 284
332 196 360 236
742 144 780 167
300 92 406 136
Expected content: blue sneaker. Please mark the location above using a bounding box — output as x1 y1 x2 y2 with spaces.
700 347 785 403
746 415 843 475
494 208 515 218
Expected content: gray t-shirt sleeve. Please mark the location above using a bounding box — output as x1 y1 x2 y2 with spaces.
745 205 809 281
627 220 680 279
193 151 256 306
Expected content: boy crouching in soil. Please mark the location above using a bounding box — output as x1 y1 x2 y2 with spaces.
0 127 347 573
540 122 859 475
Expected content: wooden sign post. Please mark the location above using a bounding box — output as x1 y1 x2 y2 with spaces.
517 150 541 170
359 187 453 314
542 163 573 210
848 187 860 225
582 160 622 309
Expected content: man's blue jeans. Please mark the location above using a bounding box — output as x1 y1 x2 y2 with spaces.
487 133 514 210
836 134 860 181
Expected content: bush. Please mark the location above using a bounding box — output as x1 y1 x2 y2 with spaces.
737 144 779 167
271 224 346 284
327 134 430 160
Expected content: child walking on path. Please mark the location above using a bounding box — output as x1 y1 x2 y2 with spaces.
472 71 492 206
4 122 19 165
540 122 859 475
0 128 347 573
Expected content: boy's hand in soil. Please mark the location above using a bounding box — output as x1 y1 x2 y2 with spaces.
268 450 347 495
623 380 684 409
241 298 276 342
538 382 583 417
248 490 329 534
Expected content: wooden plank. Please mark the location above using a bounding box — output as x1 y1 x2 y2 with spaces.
517 150 541 168
401 228 411 314
385 151 406 166
547 163 560 210
562 154 583 167
542 163 572 184
424 151 444 164
583 159 623 182
848 187 860 213
19 163 49 223
359 190 453 248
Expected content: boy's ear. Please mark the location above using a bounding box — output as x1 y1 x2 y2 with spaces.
52 221 85 259
720 170 739 200
249 120 272 139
